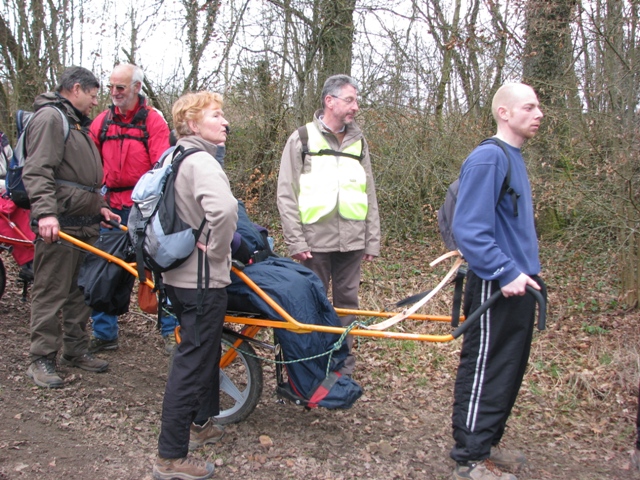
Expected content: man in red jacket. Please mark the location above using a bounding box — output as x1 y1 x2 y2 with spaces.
89 63 175 354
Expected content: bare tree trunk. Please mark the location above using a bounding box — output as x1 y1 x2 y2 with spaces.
182 0 220 92
318 0 356 90
0 0 68 135
523 0 576 134
522 0 577 242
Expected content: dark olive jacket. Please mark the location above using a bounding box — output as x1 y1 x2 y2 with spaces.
23 93 107 237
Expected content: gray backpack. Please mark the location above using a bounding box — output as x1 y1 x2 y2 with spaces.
127 146 205 280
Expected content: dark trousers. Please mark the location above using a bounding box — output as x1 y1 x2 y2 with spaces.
30 236 95 359
637 382 640 449
158 286 226 459
302 250 363 375
450 270 539 463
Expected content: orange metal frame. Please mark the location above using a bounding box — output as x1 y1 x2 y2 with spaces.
55 231 460 343
0 230 462 368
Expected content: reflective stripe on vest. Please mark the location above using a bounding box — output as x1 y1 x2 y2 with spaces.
298 122 367 224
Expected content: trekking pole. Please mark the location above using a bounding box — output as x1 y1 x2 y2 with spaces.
0 212 33 242
105 219 126 231
451 285 546 339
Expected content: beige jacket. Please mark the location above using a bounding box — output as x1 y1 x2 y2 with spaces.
277 111 381 257
161 136 238 289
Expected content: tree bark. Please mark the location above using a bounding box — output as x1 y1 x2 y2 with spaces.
317 0 356 100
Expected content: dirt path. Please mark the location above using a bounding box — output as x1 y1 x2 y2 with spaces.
0 250 638 480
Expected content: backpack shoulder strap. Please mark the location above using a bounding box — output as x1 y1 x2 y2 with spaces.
299 123 364 163
98 108 114 145
131 106 150 153
479 137 519 217
298 125 309 164
132 105 150 124
16 110 30 135
18 106 72 161
170 146 201 168
48 105 71 141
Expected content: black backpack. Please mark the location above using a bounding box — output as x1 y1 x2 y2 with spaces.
77 229 136 315
98 99 151 154
437 137 519 252
98 99 154 197
5 106 72 209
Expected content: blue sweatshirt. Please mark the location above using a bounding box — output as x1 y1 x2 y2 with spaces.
452 140 540 287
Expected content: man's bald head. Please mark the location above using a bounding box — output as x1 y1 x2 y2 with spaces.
491 82 543 147
109 63 144 112
492 83 536 122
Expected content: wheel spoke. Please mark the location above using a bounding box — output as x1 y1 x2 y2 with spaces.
216 334 263 424
219 368 248 403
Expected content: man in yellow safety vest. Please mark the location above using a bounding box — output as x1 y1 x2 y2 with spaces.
277 74 381 376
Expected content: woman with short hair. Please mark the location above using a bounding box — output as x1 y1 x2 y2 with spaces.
153 92 238 480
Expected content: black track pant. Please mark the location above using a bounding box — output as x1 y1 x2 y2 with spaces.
158 286 226 459
450 270 539 463
636 382 640 449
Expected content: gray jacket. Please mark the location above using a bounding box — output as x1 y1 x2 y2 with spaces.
276 111 381 257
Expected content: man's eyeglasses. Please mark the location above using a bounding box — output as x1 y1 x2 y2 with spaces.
330 95 358 105
107 83 135 93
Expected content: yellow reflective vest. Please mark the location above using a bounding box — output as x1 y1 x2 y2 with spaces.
298 122 368 224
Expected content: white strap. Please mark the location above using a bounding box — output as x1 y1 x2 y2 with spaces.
367 251 463 331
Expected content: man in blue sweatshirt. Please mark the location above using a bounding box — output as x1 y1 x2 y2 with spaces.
450 83 544 480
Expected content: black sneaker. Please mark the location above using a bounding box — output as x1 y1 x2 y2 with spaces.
88 336 119 353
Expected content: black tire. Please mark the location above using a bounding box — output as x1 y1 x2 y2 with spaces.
0 257 6 302
216 332 263 425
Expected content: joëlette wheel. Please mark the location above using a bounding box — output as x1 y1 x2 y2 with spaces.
216 332 263 425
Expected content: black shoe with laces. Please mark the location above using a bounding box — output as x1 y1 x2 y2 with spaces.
88 336 119 353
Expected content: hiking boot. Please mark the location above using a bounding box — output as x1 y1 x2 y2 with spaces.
632 448 640 471
27 357 64 388
453 459 517 480
189 417 225 451
153 456 214 480
88 336 119 353
163 333 177 356
490 445 526 471
60 353 108 372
